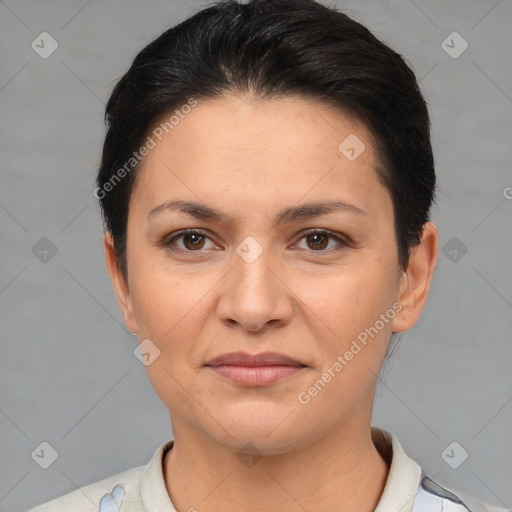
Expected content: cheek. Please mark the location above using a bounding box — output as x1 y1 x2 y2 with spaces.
304 260 399 343
125 228 206 332
130 264 211 340
128 268 214 405
292 263 398 412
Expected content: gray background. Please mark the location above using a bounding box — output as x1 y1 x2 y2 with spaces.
1 1 511 511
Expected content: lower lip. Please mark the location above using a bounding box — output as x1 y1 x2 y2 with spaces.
207 365 305 386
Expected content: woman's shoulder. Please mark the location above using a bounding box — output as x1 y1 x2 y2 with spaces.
413 472 509 512
25 464 146 512
25 439 175 512
372 427 508 512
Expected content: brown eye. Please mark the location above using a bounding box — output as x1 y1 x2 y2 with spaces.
181 232 206 250
305 232 329 250
164 229 216 252
295 230 346 252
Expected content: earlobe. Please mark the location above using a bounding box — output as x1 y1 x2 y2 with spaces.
391 222 438 333
103 233 139 334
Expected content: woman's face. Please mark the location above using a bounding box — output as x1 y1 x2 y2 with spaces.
106 94 436 454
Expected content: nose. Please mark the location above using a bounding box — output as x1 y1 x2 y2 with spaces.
216 238 294 332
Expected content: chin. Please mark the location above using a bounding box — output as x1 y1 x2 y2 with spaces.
221 431 302 457
205 414 309 456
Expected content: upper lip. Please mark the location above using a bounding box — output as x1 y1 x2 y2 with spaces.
206 351 305 367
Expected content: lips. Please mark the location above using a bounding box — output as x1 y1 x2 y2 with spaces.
205 351 305 368
205 351 307 386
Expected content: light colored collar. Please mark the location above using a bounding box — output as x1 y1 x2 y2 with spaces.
138 426 422 512
139 439 176 510
372 426 422 512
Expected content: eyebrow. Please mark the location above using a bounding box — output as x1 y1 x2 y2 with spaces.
146 199 367 224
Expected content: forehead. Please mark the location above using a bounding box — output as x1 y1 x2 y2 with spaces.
131 93 390 220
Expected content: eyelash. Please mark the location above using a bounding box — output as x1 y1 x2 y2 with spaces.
162 228 349 254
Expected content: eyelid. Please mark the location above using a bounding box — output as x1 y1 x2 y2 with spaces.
162 228 350 252
295 228 351 247
163 228 215 248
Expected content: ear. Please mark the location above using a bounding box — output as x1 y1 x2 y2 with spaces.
391 222 438 333
103 233 139 334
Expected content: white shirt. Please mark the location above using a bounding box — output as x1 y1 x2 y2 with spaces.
26 427 503 512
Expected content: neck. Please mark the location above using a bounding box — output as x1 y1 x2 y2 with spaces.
163 419 389 512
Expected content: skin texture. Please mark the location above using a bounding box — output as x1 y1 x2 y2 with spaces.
104 93 438 512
